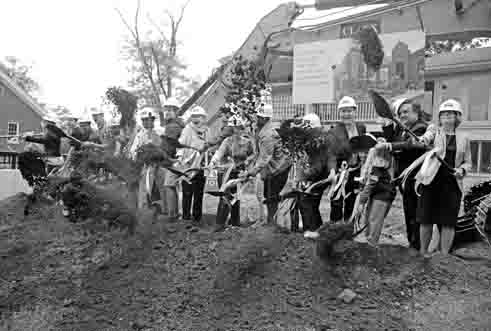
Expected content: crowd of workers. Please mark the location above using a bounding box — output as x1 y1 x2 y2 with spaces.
18 94 471 258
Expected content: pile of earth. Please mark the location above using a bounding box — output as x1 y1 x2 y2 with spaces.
1 184 490 331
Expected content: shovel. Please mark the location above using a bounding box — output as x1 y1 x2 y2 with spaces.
368 90 455 174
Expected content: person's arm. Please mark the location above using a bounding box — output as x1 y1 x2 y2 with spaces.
456 136 472 177
358 173 378 205
24 135 48 145
209 139 228 168
390 123 427 152
419 124 437 146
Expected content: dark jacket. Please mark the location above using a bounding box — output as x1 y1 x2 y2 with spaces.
333 122 366 167
25 131 61 157
382 120 427 177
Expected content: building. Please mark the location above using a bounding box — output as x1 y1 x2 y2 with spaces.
0 68 46 159
425 46 491 175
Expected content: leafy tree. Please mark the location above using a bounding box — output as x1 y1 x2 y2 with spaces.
105 87 138 132
0 56 40 95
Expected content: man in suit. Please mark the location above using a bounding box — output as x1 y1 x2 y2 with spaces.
376 98 428 250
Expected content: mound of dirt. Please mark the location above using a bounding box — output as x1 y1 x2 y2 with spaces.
1 190 490 331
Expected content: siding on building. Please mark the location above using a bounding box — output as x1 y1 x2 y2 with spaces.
0 71 45 154
426 47 491 175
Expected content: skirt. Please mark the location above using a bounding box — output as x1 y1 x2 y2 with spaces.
417 166 462 226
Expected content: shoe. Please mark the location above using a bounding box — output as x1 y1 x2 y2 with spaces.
214 225 226 232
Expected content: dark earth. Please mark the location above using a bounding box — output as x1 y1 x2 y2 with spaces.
0 179 490 331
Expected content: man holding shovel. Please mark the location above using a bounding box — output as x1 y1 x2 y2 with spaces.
239 104 292 225
375 98 428 250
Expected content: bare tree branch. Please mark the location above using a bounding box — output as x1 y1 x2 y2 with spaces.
150 44 167 98
115 0 161 106
175 0 191 33
147 14 168 44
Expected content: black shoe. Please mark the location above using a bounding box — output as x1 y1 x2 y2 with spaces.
214 224 226 232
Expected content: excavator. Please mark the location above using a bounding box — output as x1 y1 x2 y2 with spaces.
179 0 491 125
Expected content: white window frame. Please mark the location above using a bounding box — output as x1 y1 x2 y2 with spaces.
7 122 19 136
470 140 491 175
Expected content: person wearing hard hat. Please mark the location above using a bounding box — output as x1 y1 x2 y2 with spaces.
375 97 428 250
240 104 292 225
295 113 338 238
416 99 471 257
328 96 367 223
20 114 64 173
129 107 164 212
208 114 254 232
177 105 209 223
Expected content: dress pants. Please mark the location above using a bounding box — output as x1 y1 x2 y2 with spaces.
263 167 291 224
401 178 421 250
298 193 323 232
182 170 206 222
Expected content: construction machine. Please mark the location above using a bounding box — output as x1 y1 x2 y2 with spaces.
181 0 491 130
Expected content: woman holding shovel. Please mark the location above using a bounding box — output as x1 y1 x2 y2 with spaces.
208 115 254 232
416 99 471 256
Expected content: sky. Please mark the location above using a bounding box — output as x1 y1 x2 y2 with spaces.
0 0 383 115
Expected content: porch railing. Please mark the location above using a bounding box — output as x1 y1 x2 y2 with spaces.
272 94 377 122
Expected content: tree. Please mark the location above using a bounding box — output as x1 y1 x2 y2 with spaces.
116 0 194 107
425 38 491 57
0 56 39 95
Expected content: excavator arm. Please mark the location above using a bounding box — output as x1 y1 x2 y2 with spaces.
179 2 303 118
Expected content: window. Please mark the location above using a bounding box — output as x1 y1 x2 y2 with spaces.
480 142 491 174
470 141 491 174
7 122 19 136
395 62 405 80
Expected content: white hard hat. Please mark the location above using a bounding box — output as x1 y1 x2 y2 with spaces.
189 106 207 118
392 98 409 114
337 96 357 110
164 97 180 108
302 113 322 128
439 99 463 115
256 104 273 118
140 107 157 120
227 115 246 127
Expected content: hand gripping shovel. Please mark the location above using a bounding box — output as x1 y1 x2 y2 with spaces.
368 90 455 174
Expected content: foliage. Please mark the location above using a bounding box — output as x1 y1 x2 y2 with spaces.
354 26 384 72
425 38 491 57
222 55 267 124
105 87 138 130
0 56 40 95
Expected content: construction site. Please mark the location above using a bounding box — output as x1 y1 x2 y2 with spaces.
1 1 491 331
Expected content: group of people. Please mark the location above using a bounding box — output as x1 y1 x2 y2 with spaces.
295 95 470 257
18 93 471 257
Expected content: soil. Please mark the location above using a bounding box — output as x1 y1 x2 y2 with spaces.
0 179 490 331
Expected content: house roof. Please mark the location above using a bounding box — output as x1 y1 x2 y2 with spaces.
425 47 491 76
0 67 46 119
